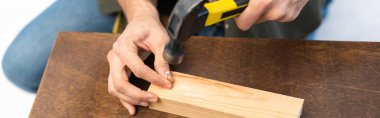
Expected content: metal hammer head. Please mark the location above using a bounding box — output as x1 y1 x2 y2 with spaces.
163 0 206 65
163 43 184 65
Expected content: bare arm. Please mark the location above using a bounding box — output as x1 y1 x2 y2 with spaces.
117 0 157 21
107 0 173 115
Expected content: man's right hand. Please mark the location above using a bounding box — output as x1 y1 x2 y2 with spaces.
108 0 174 115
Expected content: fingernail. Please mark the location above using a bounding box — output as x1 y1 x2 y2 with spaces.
147 93 155 98
139 102 149 107
164 82 172 89
148 97 158 103
127 109 135 116
165 71 174 83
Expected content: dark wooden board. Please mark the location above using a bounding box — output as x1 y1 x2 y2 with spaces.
30 32 380 118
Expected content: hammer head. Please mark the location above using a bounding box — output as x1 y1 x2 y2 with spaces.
163 0 249 64
163 41 185 65
163 0 206 65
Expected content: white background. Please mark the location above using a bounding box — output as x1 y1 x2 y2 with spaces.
0 0 55 117
1 0 380 117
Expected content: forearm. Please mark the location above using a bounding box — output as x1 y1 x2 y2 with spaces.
117 0 159 22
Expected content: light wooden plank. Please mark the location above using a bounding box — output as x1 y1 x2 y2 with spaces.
148 72 304 118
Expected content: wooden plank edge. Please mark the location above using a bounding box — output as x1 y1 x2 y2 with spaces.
148 72 304 118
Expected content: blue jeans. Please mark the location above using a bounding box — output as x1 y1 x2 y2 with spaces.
2 0 115 93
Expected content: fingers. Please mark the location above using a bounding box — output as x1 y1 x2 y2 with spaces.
268 3 298 23
113 37 172 89
264 1 288 21
107 51 158 106
277 0 308 22
154 54 174 83
109 16 174 115
108 73 156 105
120 100 136 115
277 10 296 23
148 35 174 83
235 0 272 31
235 0 308 30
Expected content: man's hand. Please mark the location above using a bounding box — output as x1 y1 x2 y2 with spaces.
235 0 309 31
108 0 173 115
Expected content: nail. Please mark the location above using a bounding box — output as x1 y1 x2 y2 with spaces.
146 93 155 98
164 82 172 89
139 102 149 107
148 97 158 103
165 71 174 83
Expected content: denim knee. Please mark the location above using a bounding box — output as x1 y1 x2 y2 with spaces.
1 0 116 93
2 50 43 93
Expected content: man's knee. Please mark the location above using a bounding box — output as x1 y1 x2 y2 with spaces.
2 47 44 93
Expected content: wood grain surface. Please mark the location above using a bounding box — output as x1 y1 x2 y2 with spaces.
30 32 380 118
148 72 304 118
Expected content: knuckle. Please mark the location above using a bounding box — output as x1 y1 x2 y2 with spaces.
128 100 140 105
236 21 250 31
154 61 168 69
288 14 298 21
128 30 140 38
129 90 144 100
107 52 112 61
134 93 144 100
114 84 125 94
150 77 161 85
112 42 121 54
150 75 167 87
161 34 170 40
123 97 140 105
108 88 116 96
281 14 297 22
107 51 114 61
261 0 273 7
133 66 147 78
267 9 286 21
240 25 250 31
282 18 292 22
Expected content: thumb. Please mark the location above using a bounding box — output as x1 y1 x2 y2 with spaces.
149 28 174 84
235 0 270 31
154 52 174 84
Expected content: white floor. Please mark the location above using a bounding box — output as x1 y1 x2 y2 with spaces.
0 0 380 117
0 1 55 117
314 0 380 41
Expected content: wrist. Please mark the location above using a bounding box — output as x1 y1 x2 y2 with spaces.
119 0 159 22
